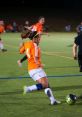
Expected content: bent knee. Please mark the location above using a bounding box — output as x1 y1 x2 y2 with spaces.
37 77 49 88
42 83 49 88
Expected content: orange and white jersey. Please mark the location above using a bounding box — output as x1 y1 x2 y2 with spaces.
20 41 42 71
31 22 43 34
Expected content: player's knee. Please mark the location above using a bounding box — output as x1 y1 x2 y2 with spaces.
42 82 49 89
36 83 49 90
36 83 43 90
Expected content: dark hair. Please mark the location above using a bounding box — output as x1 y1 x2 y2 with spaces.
38 16 45 21
28 31 39 40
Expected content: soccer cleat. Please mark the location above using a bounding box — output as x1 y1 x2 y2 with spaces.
17 60 22 67
23 86 31 95
23 86 27 95
51 100 61 105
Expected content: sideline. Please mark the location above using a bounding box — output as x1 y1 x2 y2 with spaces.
0 74 82 80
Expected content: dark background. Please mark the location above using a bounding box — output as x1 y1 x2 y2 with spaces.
0 0 82 31
0 0 82 8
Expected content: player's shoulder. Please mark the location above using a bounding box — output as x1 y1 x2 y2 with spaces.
74 34 82 43
35 22 41 26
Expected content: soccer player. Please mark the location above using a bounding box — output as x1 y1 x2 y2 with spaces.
21 20 30 39
73 33 82 72
76 21 82 35
17 16 46 66
0 38 7 52
0 23 7 52
19 31 61 105
21 17 45 39
24 16 45 35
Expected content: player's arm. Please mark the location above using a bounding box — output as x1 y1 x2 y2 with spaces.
72 43 78 60
19 43 25 54
17 55 27 67
17 43 27 67
24 25 33 31
20 55 27 63
38 28 49 36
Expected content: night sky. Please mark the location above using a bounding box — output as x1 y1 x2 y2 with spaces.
0 0 82 30
0 0 82 9
0 0 82 19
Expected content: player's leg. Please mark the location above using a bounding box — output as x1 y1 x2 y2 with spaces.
23 68 61 105
78 55 82 72
0 42 7 52
23 68 46 93
24 77 60 105
37 77 61 105
79 58 82 72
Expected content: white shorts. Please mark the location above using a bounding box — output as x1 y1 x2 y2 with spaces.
29 68 47 81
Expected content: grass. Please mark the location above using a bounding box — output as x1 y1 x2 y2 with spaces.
0 32 82 117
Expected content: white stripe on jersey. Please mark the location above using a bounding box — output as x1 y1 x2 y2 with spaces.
34 43 39 63
26 48 30 58
34 43 38 57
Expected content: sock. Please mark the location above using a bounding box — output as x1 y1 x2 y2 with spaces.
44 88 56 104
25 83 43 92
25 85 37 92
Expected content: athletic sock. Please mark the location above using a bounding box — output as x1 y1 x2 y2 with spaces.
24 83 43 92
25 85 37 92
44 88 56 104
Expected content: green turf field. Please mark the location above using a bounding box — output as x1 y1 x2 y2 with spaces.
0 32 82 117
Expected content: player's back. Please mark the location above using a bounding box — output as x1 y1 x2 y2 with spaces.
20 41 42 71
32 22 43 34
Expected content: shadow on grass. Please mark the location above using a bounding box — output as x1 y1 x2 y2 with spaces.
0 89 42 96
76 100 82 105
52 85 82 91
0 85 82 96
0 101 35 105
0 90 22 95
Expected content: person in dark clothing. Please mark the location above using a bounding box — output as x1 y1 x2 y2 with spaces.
76 22 82 35
73 34 82 72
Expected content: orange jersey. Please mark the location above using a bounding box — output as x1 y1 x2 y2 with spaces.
32 22 43 34
0 25 5 33
20 41 42 71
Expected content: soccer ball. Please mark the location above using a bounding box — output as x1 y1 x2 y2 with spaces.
66 94 77 105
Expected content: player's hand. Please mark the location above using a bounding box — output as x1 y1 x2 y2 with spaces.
17 60 22 67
